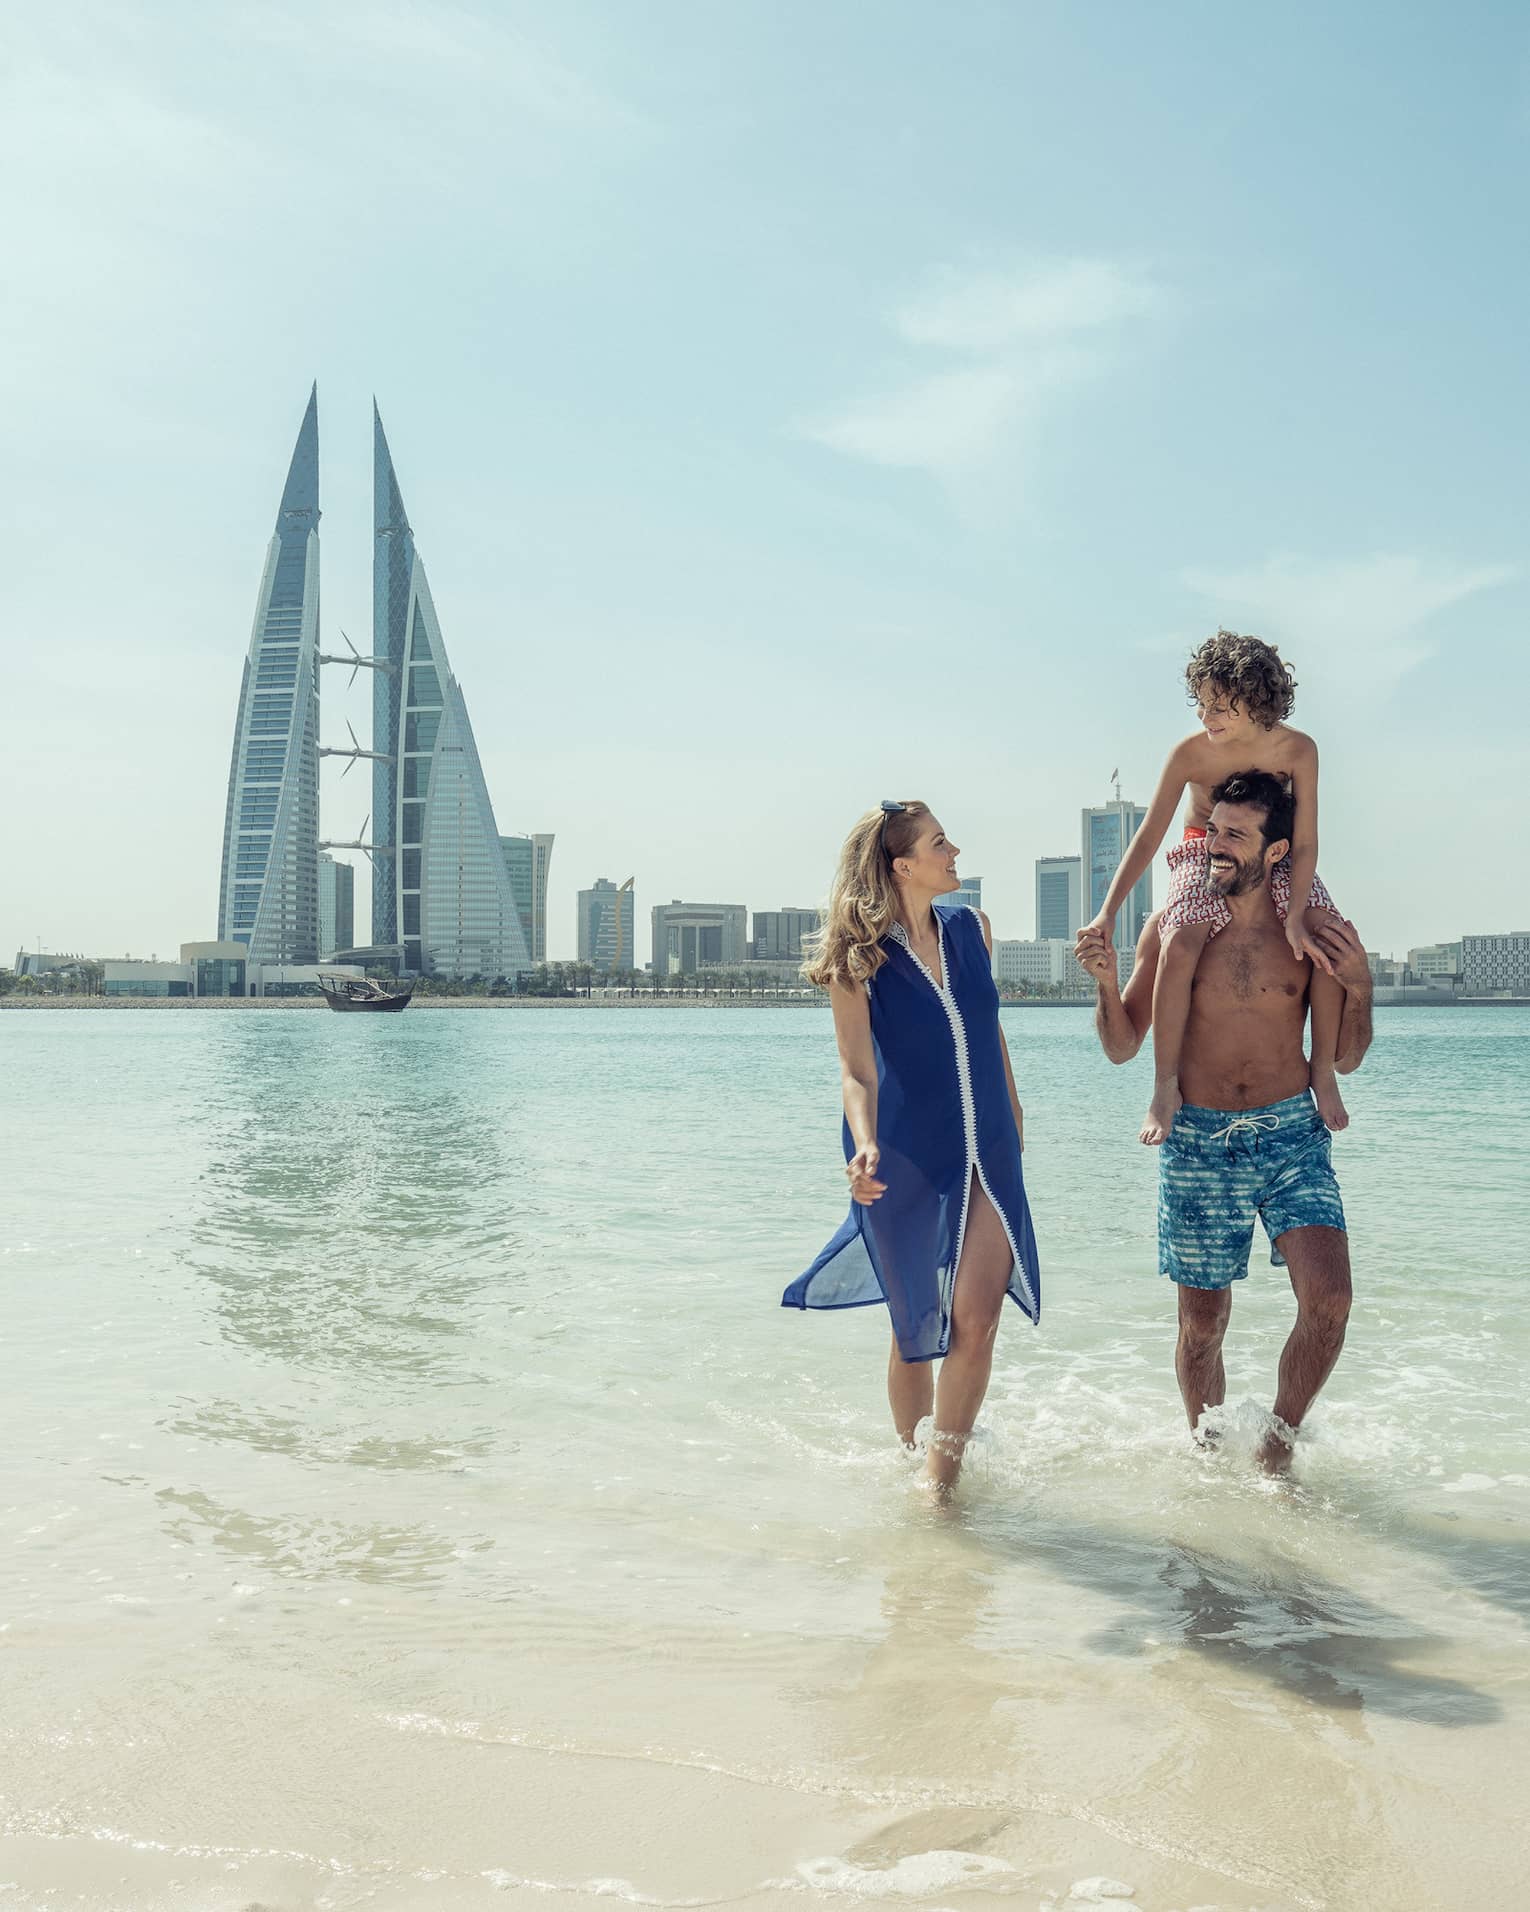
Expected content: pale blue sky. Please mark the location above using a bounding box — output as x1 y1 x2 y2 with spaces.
5 1 1526 964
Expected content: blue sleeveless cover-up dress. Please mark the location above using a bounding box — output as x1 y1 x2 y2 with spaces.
782 904 1040 1363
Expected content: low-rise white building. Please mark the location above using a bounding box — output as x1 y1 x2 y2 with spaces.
1406 941 1462 980
992 939 1082 990
13 951 85 978
103 960 192 998
102 946 362 998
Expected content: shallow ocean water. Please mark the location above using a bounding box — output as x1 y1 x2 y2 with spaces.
2 1004 1527 1910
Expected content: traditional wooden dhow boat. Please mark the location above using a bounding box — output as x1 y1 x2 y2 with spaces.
317 971 414 1013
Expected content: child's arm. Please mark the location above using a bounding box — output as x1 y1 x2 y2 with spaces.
1083 743 1191 934
1283 736 1330 972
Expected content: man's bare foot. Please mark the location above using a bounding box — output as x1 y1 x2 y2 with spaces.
1140 1081 1182 1147
1313 1075 1349 1132
1255 1419 1296 1476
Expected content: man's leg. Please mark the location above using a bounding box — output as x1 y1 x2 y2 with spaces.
1175 1283 1232 1436
1259 1225 1351 1474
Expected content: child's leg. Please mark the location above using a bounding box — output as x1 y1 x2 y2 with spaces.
1307 922 1349 1132
1142 922 1212 1147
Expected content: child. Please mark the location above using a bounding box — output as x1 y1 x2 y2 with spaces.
1081 630 1348 1145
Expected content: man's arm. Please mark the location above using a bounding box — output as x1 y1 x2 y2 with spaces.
1310 917 1375 1074
1079 912 1161 1063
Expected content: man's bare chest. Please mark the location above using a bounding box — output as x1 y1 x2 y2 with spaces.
1194 929 1308 1007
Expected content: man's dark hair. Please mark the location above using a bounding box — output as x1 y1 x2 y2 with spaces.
1210 769 1294 852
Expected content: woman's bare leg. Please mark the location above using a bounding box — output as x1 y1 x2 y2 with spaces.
927 1176 1016 1492
887 1336 934 1448
1142 923 1212 1146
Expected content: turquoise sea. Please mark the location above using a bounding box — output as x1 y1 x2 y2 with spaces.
2 1005 1527 1910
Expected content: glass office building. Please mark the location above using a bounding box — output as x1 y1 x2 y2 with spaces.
1035 855 1082 941
371 408 530 978
1083 798 1152 952
502 837 534 955
530 834 554 962
577 878 635 973
217 386 321 962
501 833 556 964
318 853 354 960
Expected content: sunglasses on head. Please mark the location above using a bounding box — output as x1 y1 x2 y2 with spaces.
879 798 906 854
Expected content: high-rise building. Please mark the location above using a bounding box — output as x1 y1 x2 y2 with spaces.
318 853 354 959
752 908 821 961
501 832 555 964
652 901 748 975
217 386 321 962
578 878 635 973
531 834 554 963
1082 795 1151 952
944 876 983 914
502 837 533 957
1035 855 1082 942
370 407 530 979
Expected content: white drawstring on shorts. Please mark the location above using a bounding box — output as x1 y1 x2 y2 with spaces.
1210 1112 1282 1148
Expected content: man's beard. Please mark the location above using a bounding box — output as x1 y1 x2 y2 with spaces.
1209 851 1267 898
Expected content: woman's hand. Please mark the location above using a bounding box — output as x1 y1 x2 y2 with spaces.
846 1143 886 1206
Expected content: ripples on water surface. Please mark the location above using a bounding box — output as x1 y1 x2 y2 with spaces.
2 1006 1527 1910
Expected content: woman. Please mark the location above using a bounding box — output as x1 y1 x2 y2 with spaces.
783 800 1040 1491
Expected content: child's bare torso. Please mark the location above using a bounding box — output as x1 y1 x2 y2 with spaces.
1179 722 1313 828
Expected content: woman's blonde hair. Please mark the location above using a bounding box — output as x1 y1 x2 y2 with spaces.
802 801 931 989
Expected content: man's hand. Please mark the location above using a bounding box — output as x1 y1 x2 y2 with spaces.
1309 917 1371 992
1075 924 1118 986
846 1143 886 1206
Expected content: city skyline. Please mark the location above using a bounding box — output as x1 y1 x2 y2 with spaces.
6 7 1527 968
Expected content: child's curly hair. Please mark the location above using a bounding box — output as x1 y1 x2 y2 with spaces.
1185 629 1296 729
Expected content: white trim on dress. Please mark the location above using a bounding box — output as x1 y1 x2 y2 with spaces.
887 912 1038 1329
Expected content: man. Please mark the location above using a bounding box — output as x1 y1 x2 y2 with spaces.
1076 770 1374 1473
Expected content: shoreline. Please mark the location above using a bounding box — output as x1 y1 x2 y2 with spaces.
1 994 1505 1011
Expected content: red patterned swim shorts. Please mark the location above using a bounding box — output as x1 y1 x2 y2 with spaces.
1160 829 1339 944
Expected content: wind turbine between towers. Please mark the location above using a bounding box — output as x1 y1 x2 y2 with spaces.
316 629 394 863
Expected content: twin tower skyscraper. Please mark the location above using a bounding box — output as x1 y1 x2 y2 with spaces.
216 387 537 977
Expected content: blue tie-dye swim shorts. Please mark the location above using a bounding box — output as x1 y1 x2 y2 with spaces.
1158 1091 1346 1290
